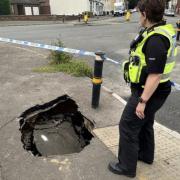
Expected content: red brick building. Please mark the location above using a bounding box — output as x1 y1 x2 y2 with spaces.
10 0 50 15
176 0 180 14
39 0 51 14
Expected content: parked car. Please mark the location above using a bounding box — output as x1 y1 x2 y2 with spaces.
130 8 137 13
114 2 125 16
164 9 175 16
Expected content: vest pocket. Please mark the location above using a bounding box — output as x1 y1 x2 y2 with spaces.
122 60 130 83
129 56 141 83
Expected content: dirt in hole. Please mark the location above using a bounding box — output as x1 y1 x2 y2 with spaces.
19 95 94 157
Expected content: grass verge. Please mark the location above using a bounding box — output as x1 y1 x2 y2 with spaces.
33 39 93 78
34 60 93 78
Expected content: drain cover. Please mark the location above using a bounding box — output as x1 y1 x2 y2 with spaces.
19 95 94 156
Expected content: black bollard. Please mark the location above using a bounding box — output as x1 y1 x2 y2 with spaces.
92 52 105 109
176 20 180 41
78 14 81 22
62 15 65 23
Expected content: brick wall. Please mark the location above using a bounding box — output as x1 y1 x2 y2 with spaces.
0 15 82 21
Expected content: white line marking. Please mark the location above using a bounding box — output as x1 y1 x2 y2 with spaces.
102 85 180 138
112 93 127 105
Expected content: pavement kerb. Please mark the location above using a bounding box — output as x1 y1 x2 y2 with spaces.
0 22 75 27
0 17 112 27
101 85 180 139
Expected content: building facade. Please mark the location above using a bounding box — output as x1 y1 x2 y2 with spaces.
103 0 115 14
166 0 180 14
10 0 108 16
11 0 40 15
49 0 90 15
177 0 180 13
167 0 178 9
49 0 104 16
39 0 51 14
89 0 104 15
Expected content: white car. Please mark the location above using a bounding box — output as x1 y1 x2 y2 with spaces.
114 10 125 16
164 9 175 16
130 8 137 13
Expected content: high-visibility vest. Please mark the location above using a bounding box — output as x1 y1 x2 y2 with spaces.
84 15 88 22
123 24 177 84
125 11 131 21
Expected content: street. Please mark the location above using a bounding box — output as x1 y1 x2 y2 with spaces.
0 13 180 133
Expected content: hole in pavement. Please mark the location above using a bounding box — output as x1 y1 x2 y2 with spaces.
19 95 94 157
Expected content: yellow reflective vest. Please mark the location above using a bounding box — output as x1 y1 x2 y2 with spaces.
123 24 177 85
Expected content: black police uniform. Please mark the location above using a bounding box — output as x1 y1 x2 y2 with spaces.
118 25 171 175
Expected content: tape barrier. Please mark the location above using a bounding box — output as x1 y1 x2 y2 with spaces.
0 37 95 57
0 37 119 63
171 82 180 91
0 37 179 90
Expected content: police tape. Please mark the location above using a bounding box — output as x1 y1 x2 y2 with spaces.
0 37 121 64
0 37 179 90
0 37 95 57
171 82 180 91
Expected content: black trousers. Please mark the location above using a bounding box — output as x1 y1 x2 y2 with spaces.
177 31 180 41
118 88 169 174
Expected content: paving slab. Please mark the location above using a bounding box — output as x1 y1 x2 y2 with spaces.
94 123 180 180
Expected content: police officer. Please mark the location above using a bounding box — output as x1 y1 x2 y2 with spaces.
108 0 177 178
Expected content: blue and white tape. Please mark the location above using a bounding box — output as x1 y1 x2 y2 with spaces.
171 82 180 91
0 37 119 64
0 37 179 90
0 37 95 57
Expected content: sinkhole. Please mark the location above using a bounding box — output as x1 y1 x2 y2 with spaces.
19 95 94 157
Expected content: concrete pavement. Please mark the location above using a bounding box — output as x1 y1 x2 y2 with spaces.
0 41 180 180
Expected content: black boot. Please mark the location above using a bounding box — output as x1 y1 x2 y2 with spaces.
138 156 153 165
108 162 136 178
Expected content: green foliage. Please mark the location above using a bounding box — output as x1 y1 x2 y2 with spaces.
0 0 10 15
34 39 93 78
49 39 73 64
128 0 139 9
34 60 93 77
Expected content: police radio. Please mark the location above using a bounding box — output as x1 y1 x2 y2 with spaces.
129 27 147 53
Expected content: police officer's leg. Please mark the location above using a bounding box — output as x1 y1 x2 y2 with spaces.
118 94 145 174
177 31 180 41
138 114 155 164
138 95 168 163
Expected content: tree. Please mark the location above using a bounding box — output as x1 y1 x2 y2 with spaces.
0 0 11 15
125 0 139 9
128 0 139 9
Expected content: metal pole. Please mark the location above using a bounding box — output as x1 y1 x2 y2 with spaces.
91 52 105 109
78 14 81 22
62 15 65 23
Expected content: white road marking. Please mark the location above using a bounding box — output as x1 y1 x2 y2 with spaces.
103 85 180 138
